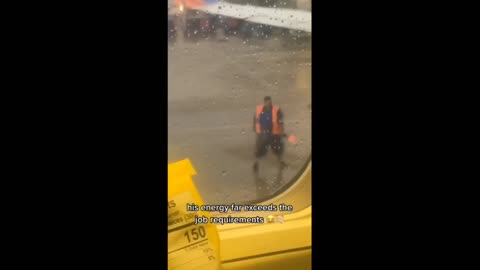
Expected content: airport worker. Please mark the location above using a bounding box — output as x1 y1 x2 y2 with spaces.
252 96 287 175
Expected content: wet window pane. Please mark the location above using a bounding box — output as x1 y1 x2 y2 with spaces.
168 1 311 205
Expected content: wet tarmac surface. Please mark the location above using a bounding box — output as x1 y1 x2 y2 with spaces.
168 35 311 205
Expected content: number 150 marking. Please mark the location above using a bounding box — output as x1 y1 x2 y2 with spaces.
184 226 206 243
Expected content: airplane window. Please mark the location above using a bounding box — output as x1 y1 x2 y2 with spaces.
168 0 311 206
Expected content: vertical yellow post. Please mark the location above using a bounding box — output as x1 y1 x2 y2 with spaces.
168 159 221 270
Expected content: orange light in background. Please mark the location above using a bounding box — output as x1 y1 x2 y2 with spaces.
176 0 204 9
288 135 298 144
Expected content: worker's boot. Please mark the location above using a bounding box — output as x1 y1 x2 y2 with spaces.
253 161 259 177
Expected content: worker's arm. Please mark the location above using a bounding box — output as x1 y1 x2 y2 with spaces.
278 110 285 135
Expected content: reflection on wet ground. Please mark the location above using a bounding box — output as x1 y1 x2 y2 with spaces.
254 162 285 200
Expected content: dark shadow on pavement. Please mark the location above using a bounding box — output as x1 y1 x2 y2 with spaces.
255 162 285 200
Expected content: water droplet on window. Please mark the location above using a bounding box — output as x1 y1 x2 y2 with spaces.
241 129 245 135
221 170 227 176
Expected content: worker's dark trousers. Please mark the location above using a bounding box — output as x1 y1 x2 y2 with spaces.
255 134 284 159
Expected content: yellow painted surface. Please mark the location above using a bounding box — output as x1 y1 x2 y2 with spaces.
219 206 311 263
168 159 221 270
222 249 311 270
168 159 312 270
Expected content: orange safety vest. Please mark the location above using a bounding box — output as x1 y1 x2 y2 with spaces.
175 0 203 9
255 104 281 135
